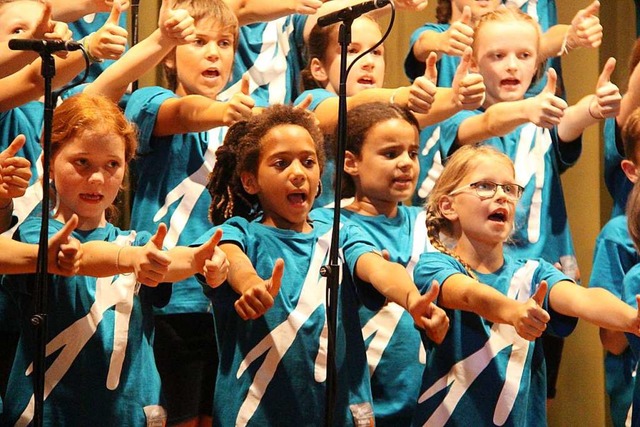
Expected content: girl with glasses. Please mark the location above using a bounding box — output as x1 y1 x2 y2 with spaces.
411 144 640 426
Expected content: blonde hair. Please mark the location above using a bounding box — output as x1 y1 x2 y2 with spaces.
425 144 515 278
473 6 544 81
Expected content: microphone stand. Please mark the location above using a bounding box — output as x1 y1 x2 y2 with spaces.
32 52 56 427
320 18 353 427
130 0 141 92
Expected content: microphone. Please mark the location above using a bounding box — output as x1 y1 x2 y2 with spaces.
8 38 83 54
317 0 392 27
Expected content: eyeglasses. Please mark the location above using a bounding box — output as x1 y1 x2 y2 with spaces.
449 180 524 201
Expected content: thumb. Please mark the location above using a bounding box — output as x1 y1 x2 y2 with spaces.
199 228 223 257
0 134 26 162
425 52 438 84
531 280 548 306
580 0 600 19
380 249 390 262
106 0 123 25
40 0 53 28
597 57 616 88
240 74 250 96
268 258 284 297
150 223 168 249
422 280 440 306
460 5 472 25
52 214 78 244
455 48 472 79
543 68 557 94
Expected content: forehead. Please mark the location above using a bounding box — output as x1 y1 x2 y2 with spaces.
0 1 43 23
260 125 317 155
194 19 235 38
465 155 514 181
365 118 418 145
60 131 126 156
475 20 538 52
350 17 382 41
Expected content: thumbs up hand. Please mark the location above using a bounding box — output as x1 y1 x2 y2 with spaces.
49 215 82 277
133 223 172 287
588 57 621 120
526 68 567 128
158 0 196 44
0 135 31 203
234 259 284 320
223 75 255 126
451 47 485 110
409 281 450 344
408 52 438 114
193 229 229 288
440 6 474 57
88 0 129 61
511 280 550 341
565 1 602 51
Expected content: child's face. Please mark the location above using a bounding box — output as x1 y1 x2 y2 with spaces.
51 130 126 230
319 17 385 97
444 155 518 246
346 118 419 209
451 0 500 21
171 21 235 99
472 20 539 106
244 125 321 233
0 0 45 43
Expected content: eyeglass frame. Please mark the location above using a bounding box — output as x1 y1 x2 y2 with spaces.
448 180 525 201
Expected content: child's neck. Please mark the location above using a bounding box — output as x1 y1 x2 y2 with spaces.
453 235 504 274
346 196 399 218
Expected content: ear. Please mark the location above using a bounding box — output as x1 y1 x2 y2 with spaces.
344 151 359 176
310 57 329 85
240 171 259 195
438 195 459 221
163 51 176 72
621 159 640 184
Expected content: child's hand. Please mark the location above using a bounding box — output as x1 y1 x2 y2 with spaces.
48 214 82 276
394 0 429 12
630 295 640 336
566 1 602 50
440 6 473 57
158 0 196 44
407 281 450 343
451 47 485 110
86 0 129 61
192 229 229 288
293 0 323 15
223 75 255 126
0 135 32 204
134 223 172 287
234 259 284 320
408 52 437 114
512 280 550 341
526 68 567 128
32 1 72 59
588 57 621 120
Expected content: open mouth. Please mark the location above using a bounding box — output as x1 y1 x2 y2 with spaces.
287 192 308 205
357 76 375 85
80 193 104 202
501 78 520 88
202 69 220 78
488 209 507 222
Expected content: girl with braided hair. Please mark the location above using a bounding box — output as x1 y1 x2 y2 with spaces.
412 144 640 426
195 104 448 426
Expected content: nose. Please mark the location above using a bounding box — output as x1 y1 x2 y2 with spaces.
289 161 306 187
495 184 509 202
205 41 219 61
359 52 375 70
397 151 413 170
505 54 518 71
88 168 105 185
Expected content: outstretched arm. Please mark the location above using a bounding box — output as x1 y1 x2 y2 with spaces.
436 273 550 341
355 252 450 343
